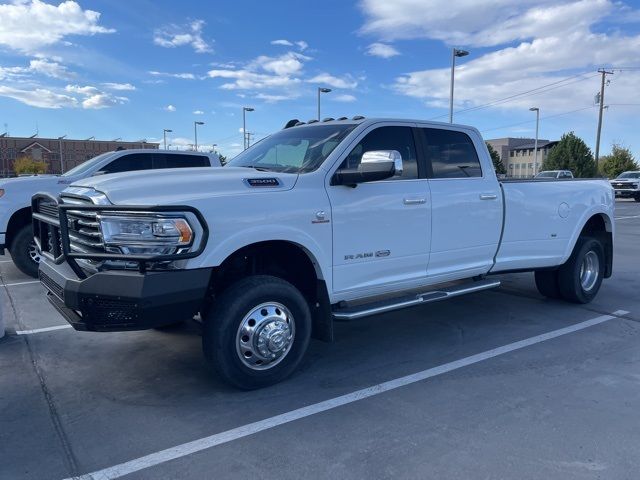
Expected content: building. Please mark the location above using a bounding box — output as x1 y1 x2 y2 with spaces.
486 137 558 178
0 135 158 177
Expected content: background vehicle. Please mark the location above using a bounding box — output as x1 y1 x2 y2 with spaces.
34 118 614 389
610 171 640 201
535 170 574 179
0 149 220 277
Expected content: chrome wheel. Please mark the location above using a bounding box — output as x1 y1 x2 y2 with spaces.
28 241 41 264
579 250 599 292
236 302 295 371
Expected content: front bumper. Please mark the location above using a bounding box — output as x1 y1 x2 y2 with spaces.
39 258 212 332
613 189 638 198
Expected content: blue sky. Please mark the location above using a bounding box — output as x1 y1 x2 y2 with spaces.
1 0 639 159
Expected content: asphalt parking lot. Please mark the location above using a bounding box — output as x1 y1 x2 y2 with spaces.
1 200 639 480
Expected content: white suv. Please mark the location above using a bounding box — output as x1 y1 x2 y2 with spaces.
610 171 640 202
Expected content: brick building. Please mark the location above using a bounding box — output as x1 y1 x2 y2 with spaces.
486 137 558 178
0 136 158 177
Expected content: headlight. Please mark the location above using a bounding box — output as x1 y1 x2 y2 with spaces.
98 213 195 255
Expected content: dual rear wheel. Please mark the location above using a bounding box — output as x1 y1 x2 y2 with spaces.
535 236 605 304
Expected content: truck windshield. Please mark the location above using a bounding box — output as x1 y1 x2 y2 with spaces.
617 172 640 179
226 124 356 173
60 152 115 177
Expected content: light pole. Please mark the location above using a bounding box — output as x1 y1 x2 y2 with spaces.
242 107 254 150
58 135 66 173
317 87 332 120
163 129 172 150
529 107 539 177
211 143 217 153
449 48 469 123
194 121 204 151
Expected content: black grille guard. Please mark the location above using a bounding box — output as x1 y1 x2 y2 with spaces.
32 192 209 279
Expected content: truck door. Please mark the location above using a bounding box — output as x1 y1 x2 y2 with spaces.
419 127 502 281
328 124 431 295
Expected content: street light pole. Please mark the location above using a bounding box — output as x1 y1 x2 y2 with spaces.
58 135 66 173
529 107 539 177
194 121 204 151
163 128 172 150
449 48 469 124
317 87 332 120
242 107 254 150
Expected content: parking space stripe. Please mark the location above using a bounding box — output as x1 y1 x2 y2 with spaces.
3 280 41 287
16 325 72 335
615 215 640 220
66 309 630 480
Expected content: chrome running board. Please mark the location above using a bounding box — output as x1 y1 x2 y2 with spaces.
332 279 501 321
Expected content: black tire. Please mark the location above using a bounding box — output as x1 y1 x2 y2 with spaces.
634 195 640 202
558 236 604 304
202 275 311 390
10 225 39 278
534 269 562 299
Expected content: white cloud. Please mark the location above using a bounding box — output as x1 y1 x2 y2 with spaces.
0 58 74 81
153 20 212 53
149 70 197 80
65 84 100 95
165 104 177 112
255 93 298 103
0 0 114 54
366 42 400 58
271 39 308 51
306 73 358 89
207 52 311 90
0 85 78 108
102 82 136 91
333 94 357 102
28 58 74 78
193 109 204 114
271 39 293 46
81 93 127 109
358 0 640 116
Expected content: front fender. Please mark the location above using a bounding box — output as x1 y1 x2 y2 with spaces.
560 206 614 265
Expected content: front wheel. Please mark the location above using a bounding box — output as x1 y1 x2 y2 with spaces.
10 225 40 278
202 275 311 390
558 236 604 304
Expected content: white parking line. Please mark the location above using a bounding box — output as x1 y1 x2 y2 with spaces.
2 280 41 287
67 309 630 480
16 324 72 335
615 215 640 220
0 260 13 263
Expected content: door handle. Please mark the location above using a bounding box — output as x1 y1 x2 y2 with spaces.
479 193 498 200
403 197 426 205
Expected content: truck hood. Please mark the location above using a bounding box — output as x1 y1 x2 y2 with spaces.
69 167 299 205
0 175 73 202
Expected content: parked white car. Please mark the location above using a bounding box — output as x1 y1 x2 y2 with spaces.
535 170 574 179
610 171 640 201
34 118 614 389
0 149 220 277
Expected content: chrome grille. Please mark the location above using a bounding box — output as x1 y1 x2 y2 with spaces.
61 196 105 255
612 183 634 190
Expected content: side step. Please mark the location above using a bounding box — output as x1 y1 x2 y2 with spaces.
332 279 501 321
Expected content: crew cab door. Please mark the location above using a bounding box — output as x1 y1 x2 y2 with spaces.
418 127 502 281
327 124 431 295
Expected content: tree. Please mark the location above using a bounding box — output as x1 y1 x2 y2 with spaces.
13 156 47 175
486 143 506 175
598 144 638 179
542 132 596 178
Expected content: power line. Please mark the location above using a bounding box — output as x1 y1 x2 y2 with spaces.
480 106 596 133
430 71 598 120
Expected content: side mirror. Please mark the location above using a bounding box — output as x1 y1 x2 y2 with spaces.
332 150 403 186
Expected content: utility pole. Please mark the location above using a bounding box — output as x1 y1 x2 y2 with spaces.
529 108 539 177
595 68 613 166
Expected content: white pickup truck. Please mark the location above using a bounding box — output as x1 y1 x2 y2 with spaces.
610 171 640 201
0 149 220 277
34 118 614 389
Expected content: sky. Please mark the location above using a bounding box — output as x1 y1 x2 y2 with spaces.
0 0 639 159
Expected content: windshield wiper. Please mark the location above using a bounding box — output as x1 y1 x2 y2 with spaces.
240 166 272 172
